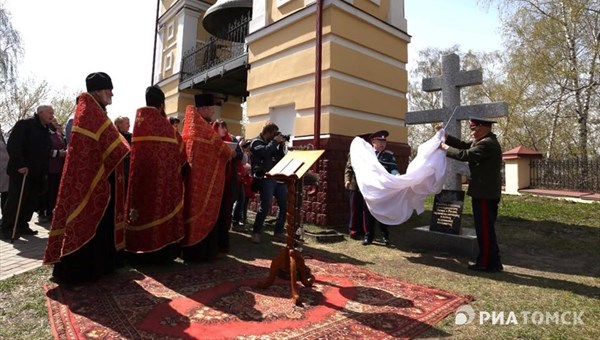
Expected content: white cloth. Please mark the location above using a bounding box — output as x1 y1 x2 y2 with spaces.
350 130 447 225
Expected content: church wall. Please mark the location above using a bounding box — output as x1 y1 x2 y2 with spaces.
330 7 408 63
349 0 391 22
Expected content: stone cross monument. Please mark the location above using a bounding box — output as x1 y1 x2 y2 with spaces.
406 53 508 190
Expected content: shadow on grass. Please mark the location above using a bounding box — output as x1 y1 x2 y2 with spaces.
383 206 600 278
404 253 598 299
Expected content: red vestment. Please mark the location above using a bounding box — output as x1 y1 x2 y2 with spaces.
124 107 187 253
181 106 233 247
44 93 130 264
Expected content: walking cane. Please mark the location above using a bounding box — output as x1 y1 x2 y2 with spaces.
10 172 28 243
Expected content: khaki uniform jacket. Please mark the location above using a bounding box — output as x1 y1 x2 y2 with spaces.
445 132 502 199
344 154 358 191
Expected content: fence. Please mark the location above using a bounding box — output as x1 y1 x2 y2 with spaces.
180 13 250 82
530 158 599 193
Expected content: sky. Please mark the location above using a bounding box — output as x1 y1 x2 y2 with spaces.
3 0 502 122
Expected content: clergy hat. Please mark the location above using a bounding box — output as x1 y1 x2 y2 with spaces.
195 94 215 107
145 85 165 108
469 117 496 127
369 130 389 141
85 72 113 92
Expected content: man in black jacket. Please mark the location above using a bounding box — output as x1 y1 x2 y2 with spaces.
249 122 287 244
1 105 53 240
439 117 503 272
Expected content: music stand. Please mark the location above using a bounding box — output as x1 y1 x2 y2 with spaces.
257 150 324 305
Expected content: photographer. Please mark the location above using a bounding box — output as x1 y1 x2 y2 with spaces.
249 122 287 244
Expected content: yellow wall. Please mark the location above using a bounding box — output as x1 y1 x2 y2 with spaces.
247 3 409 143
330 7 407 63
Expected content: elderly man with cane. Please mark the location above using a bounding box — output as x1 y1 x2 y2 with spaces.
1 105 53 240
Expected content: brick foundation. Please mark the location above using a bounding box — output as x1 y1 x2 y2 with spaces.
293 134 411 227
248 135 411 227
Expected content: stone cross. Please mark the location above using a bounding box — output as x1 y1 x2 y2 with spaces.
406 53 508 190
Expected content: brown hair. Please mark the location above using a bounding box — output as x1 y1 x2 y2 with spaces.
261 122 279 135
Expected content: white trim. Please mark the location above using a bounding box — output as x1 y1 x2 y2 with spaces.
249 69 406 99
251 34 406 70
158 0 210 26
167 22 175 40
156 73 180 88
249 0 268 33
247 105 405 127
370 0 381 6
247 0 410 43
277 0 294 6
318 105 406 126
164 40 178 52
165 52 173 71
389 0 408 32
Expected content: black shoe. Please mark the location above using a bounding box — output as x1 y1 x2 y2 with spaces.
362 238 372 246
382 237 390 246
19 227 38 236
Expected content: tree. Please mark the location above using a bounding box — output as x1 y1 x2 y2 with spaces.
0 79 51 132
485 0 600 160
0 2 23 91
51 90 80 126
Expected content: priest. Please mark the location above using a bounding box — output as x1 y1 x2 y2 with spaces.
180 94 234 262
44 72 130 284
124 86 187 264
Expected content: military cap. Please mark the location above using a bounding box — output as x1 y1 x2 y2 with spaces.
369 130 389 141
469 117 497 127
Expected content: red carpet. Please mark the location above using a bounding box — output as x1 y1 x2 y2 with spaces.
45 257 471 339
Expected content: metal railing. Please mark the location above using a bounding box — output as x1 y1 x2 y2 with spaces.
180 13 251 82
530 158 599 192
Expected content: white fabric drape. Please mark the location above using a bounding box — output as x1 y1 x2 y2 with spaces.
350 130 447 225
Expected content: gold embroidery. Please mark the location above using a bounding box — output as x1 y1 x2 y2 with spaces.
132 136 178 144
103 137 125 160
66 166 106 224
127 200 183 231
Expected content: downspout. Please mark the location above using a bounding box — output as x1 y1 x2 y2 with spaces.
313 0 323 149
151 0 160 85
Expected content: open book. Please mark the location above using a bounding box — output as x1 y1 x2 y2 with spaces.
268 158 304 177
266 150 325 180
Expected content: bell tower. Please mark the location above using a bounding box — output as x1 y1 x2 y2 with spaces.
245 0 411 225
154 0 248 134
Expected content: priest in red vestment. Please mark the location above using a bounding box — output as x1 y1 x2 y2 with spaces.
44 72 130 284
181 94 234 262
124 86 186 263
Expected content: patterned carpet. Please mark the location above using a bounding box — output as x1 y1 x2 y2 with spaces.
45 256 471 339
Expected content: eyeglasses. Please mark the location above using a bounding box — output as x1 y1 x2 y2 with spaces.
469 125 480 131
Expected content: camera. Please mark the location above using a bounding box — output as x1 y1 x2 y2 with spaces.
274 131 291 141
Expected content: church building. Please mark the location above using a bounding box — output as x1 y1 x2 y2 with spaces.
153 0 411 226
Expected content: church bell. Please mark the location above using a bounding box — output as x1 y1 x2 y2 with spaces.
202 0 253 42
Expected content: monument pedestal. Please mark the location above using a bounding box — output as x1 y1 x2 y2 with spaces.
410 226 478 258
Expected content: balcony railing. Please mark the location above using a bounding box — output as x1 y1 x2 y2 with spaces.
180 13 251 82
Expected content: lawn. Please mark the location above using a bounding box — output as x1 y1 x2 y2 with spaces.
0 194 598 339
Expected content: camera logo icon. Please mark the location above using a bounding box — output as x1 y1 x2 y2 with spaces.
455 305 475 325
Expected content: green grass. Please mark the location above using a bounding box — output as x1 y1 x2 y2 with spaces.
0 194 598 339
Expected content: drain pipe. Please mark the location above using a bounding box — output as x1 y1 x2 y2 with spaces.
313 0 323 149
151 0 160 85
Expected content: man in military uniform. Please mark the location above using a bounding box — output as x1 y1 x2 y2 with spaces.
439 117 503 272
344 133 372 241
362 130 400 246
